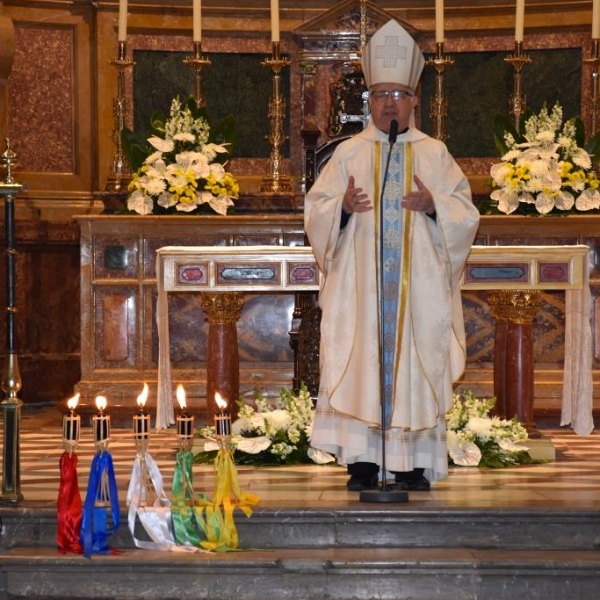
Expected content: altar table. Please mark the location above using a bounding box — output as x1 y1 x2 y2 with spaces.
156 245 593 436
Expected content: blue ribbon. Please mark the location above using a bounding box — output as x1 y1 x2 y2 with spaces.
81 450 120 557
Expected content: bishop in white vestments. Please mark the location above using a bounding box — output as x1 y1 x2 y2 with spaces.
304 20 480 491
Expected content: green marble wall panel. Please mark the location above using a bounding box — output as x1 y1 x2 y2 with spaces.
420 48 582 158
133 50 290 159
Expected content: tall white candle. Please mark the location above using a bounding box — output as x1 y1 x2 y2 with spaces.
193 0 202 43
118 0 128 42
515 0 525 43
270 0 280 43
593 0 600 39
435 0 444 44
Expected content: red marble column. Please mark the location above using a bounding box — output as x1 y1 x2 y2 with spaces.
200 292 244 423
487 290 542 433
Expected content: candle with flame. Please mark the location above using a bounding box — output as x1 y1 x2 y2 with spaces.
133 383 150 440
93 396 111 444
214 392 231 437
63 393 81 444
176 384 194 443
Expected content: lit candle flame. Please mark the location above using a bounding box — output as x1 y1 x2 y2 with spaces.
95 395 108 412
176 384 187 410
67 393 80 411
137 382 149 409
215 392 227 411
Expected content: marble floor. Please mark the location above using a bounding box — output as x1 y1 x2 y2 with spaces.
6 403 600 511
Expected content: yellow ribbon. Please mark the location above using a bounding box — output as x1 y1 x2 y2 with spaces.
193 448 260 551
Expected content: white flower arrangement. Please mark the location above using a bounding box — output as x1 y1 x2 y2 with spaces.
446 390 533 468
196 387 533 469
489 102 600 215
123 97 239 216
195 385 336 466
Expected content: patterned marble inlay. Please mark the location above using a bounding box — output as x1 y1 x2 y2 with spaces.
539 263 569 283
289 263 318 285
178 264 207 285
217 264 279 284
9 26 74 173
465 263 529 284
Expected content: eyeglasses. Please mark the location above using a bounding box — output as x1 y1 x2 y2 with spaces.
369 90 413 102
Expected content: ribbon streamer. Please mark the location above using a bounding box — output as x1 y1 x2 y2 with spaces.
193 447 260 551
171 449 206 548
81 450 120 557
126 451 196 552
56 452 83 554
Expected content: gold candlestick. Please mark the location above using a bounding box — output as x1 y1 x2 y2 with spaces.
106 41 135 193
583 39 600 138
260 42 292 194
426 42 454 143
183 42 211 108
504 41 532 133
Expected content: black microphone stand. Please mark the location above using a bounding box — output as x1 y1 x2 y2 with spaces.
361 120 408 503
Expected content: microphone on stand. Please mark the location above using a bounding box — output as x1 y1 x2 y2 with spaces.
360 118 408 504
379 119 399 206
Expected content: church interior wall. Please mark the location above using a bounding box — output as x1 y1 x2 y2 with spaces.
0 1 598 418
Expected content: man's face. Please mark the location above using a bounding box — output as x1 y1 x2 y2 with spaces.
368 82 418 134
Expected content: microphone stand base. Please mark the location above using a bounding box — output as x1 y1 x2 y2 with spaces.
359 488 409 503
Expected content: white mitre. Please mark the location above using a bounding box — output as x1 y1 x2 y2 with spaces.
361 20 425 92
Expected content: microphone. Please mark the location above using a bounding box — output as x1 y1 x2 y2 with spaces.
388 119 399 145
380 120 399 205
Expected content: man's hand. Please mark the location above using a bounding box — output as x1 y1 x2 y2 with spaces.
343 176 373 213
401 175 435 215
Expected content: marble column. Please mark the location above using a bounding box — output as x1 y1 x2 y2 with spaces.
487 289 542 432
200 292 244 422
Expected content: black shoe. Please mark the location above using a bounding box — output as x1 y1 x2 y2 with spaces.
346 474 378 492
393 476 431 492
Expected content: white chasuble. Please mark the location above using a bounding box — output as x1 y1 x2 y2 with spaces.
304 121 480 482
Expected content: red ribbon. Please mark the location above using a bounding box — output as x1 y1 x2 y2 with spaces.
57 452 83 554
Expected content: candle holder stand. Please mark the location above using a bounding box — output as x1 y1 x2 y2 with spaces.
0 139 24 504
583 39 600 138
183 42 211 108
505 41 532 133
106 41 135 193
260 42 292 194
426 42 454 143
82 425 119 556
57 419 83 554
133 413 151 506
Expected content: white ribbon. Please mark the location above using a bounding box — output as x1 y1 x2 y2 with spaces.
126 452 202 552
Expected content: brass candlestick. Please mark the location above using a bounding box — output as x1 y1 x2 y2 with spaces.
260 42 292 194
426 42 454 143
505 41 532 133
0 139 24 504
583 39 600 138
106 41 135 193
183 42 211 107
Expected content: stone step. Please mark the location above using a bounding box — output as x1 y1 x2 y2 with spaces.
2 505 599 552
2 546 600 600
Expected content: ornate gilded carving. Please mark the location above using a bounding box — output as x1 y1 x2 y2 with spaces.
487 289 542 324
327 69 367 139
297 306 322 397
200 293 244 324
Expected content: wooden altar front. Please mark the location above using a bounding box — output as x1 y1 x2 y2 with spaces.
156 244 593 435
